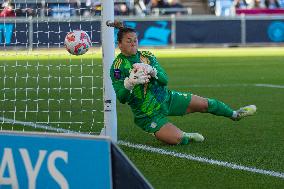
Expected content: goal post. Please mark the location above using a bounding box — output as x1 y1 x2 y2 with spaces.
101 0 117 142
0 0 117 142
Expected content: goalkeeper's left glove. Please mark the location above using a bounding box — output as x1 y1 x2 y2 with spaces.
133 63 158 79
124 68 150 90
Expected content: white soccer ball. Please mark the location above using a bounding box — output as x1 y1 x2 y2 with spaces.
64 30 92 56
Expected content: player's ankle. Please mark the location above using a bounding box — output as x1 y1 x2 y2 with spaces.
179 133 189 145
231 111 238 119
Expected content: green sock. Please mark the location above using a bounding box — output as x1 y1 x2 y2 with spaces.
207 98 234 118
179 133 189 145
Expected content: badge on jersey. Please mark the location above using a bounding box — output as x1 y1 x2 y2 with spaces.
150 122 157 129
114 69 121 79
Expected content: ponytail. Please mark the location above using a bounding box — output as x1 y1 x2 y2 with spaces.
106 20 136 43
106 20 124 29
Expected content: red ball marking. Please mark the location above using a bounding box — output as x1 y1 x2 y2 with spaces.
66 32 75 42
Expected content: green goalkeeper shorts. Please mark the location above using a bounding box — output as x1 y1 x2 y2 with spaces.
134 90 192 133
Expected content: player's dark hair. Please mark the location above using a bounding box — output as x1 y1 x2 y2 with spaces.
117 27 136 43
106 20 136 43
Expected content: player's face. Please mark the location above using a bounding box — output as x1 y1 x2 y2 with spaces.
119 32 138 56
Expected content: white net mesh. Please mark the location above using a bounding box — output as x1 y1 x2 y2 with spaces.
0 0 104 135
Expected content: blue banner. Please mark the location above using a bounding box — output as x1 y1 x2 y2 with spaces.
0 132 112 189
0 23 28 46
246 20 284 42
176 20 241 44
121 21 171 46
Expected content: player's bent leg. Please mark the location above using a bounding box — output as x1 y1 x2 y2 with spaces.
154 123 183 145
154 123 204 145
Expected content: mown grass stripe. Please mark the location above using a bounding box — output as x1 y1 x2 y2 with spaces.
169 83 284 89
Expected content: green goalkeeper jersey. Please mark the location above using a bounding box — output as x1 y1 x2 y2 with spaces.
110 51 169 118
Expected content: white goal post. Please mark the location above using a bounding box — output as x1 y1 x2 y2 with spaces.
101 0 117 142
0 0 117 142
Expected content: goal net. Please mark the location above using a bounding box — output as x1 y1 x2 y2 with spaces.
0 0 117 140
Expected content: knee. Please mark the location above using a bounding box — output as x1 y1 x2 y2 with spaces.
155 131 182 145
154 123 184 145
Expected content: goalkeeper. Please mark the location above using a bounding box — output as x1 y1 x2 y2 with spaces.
109 21 257 145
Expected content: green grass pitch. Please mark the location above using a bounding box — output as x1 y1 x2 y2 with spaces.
1 47 284 188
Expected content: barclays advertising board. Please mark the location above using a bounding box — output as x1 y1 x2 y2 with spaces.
0 132 112 189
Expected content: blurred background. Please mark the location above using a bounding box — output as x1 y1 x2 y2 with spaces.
0 0 284 48
1 0 284 17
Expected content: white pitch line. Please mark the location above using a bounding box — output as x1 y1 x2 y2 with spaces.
169 83 284 89
118 141 284 180
255 84 284 89
1 117 284 180
0 117 80 134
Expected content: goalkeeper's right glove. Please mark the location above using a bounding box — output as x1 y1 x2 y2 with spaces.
133 63 158 79
124 69 150 90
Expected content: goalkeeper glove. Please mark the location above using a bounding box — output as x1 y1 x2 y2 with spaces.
124 68 150 90
133 63 158 79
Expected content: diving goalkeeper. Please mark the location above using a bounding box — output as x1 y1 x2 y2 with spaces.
108 21 257 145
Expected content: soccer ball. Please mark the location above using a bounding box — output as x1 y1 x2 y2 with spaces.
64 30 92 56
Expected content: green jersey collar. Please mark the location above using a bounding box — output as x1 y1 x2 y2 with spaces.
119 51 140 63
